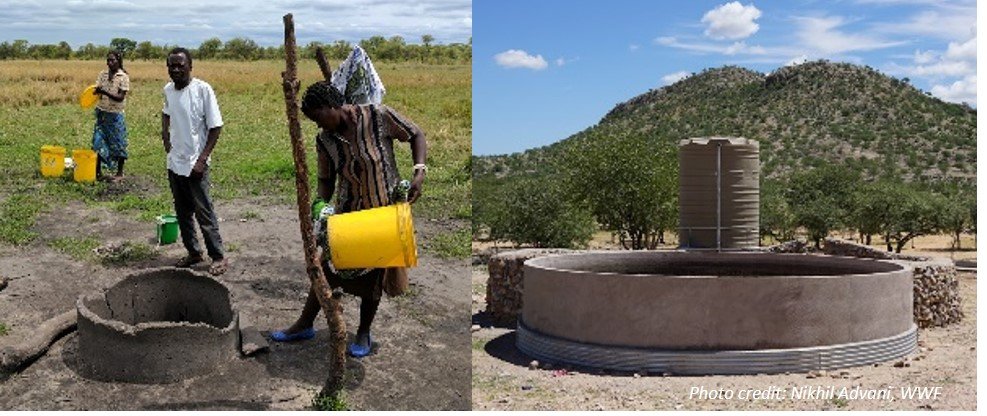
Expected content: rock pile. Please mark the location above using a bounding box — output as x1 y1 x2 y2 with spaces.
909 258 963 328
819 238 926 261
485 248 575 326
765 239 814 254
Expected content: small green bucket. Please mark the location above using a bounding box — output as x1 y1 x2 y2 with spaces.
156 215 179 245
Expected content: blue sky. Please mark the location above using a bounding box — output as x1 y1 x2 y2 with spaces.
0 0 472 47
473 0 977 155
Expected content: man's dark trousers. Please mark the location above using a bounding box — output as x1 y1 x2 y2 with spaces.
168 169 224 260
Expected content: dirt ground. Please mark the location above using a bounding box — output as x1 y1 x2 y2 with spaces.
471 261 977 411
0 195 470 410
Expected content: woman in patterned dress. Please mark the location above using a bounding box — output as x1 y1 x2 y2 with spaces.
270 80 427 359
92 50 130 182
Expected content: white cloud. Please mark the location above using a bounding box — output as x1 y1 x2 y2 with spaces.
654 36 677 45
65 0 141 12
655 37 778 57
555 57 566 66
629 44 640 51
662 71 691 85
895 60 973 77
785 55 808 66
701 2 762 40
724 41 766 55
944 37 976 60
930 74 976 105
494 49 548 70
890 34 976 79
872 8 976 41
913 49 937 64
795 16 906 55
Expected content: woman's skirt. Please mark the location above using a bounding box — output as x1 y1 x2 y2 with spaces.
92 108 128 172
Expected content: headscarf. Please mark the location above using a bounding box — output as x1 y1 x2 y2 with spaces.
331 46 386 105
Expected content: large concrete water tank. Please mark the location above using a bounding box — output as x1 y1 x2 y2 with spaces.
678 137 759 250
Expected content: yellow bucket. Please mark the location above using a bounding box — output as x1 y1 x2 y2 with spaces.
72 149 97 183
328 202 418 269
80 85 98 109
40 145 66 177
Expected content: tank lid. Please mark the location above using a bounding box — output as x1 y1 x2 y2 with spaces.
679 136 759 147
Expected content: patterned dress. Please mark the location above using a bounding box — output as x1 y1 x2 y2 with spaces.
316 104 423 299
92 69 130 172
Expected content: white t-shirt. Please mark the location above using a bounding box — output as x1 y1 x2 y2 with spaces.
162 78 223 177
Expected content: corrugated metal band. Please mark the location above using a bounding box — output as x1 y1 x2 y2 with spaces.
517 321 917 375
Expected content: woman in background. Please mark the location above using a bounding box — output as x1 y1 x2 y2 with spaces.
92 50 130 182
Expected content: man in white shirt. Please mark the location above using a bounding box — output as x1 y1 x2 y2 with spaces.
161 47 228 275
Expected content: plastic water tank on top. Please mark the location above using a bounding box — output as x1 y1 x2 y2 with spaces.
678 137 759 250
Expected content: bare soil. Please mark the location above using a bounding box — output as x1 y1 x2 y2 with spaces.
0 198 470 410
471 265 976 411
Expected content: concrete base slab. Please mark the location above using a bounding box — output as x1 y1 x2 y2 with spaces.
239 326 269 356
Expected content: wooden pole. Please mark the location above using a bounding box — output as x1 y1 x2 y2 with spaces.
315 47 333 81
281 13 347 396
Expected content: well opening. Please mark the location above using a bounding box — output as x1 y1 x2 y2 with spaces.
81 268 235 328
76 267 239 383
530 251 903 276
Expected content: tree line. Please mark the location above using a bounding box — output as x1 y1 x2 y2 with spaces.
0 35 471 63
473 128 976 252
761 165 975 252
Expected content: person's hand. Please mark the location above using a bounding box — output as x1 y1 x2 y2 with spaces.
408 170 425 204
94 86 104 95
191 158 207 179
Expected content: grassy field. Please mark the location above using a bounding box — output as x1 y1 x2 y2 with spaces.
0 59 471 251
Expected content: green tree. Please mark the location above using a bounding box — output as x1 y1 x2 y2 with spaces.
421 34 434 62
0 39 29 59
55 41 72 59
850 181 892 245
931 183 976 250
759 178 797 244
109 37 137 55
421 34 434 48
198 37 222 59
472 175 504 240
222 37 259 60
486 177 595 248
881 183 940 253
302 41 324 59
328 40 353 60
134 41 157 60
785 164 861 248
566 128 678 249
359 36 387 59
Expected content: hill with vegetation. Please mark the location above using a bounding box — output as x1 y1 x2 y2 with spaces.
474 60 976 182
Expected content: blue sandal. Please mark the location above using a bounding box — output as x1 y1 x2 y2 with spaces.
270 327 316 342
348 333 373 357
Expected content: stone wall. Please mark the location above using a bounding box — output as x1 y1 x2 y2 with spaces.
769 238 963 328
485 249 575 326
907 258 964 327
818 238 926 261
